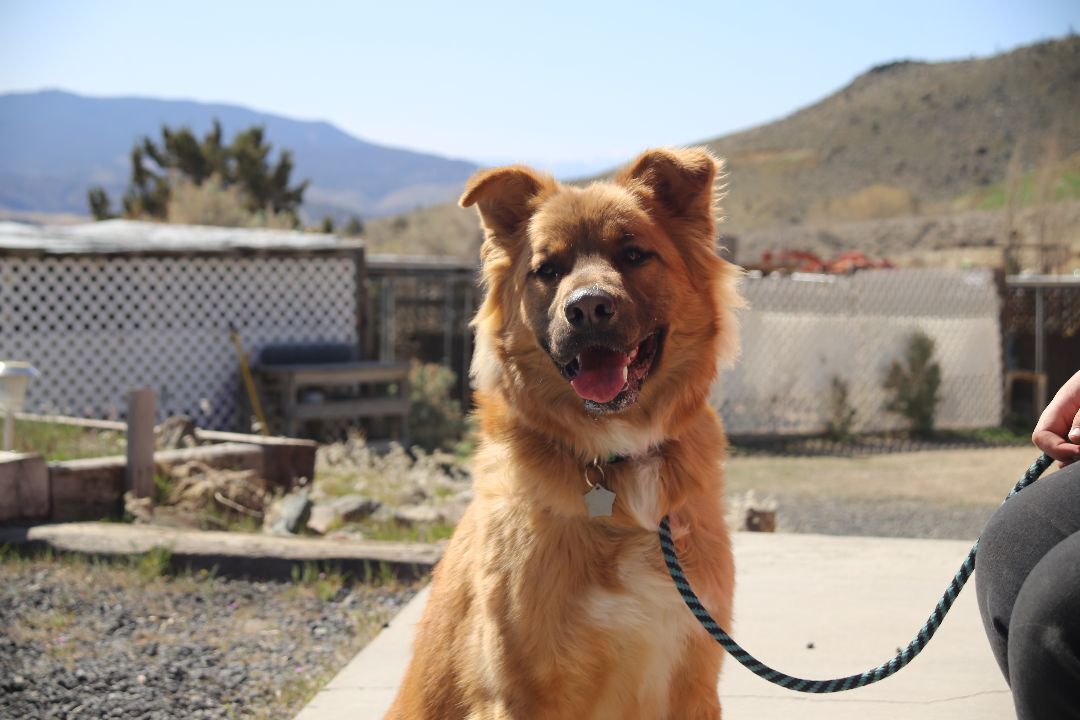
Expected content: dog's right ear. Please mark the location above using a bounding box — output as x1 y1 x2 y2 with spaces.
459 166 554 239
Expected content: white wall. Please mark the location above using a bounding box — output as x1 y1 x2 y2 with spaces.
713 269 1003 435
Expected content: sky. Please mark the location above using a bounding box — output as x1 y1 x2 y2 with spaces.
1 0 1077 177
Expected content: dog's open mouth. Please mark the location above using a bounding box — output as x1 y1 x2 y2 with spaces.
563 331 663 410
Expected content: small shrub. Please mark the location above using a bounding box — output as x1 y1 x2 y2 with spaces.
883 330 942 436
165 174 296 229
408 361 466 452
343 215 364 236
135 546 173 580
824 376 857 441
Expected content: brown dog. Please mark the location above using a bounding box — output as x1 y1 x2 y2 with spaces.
386 147 741 719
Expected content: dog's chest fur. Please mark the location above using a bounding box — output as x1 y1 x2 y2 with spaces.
582 540 702 718
473 458 706 718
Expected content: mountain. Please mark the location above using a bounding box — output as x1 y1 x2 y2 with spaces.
363 36 1080 265
702 35 1080 232
0 90 479 220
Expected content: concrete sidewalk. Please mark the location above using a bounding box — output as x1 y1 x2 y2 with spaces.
296 532 1015 720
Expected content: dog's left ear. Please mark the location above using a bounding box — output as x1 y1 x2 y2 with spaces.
615 147 718 222
460 165 554 239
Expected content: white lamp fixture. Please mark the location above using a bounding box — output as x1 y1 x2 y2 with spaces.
0 361 40 451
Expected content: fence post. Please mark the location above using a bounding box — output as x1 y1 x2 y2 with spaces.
126 388 156 499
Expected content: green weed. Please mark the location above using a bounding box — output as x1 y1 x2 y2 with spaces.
134 546 173 580
11 419 124 461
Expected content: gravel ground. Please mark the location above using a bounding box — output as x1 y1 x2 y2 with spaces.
0 553 418 719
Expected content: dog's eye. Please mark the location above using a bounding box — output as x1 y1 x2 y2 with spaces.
535 262 559 280
622 246 650 266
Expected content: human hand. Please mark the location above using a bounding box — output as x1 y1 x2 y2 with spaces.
1032 370 1080 465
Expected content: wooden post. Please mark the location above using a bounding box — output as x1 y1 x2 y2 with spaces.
461 279 474 402
126 388 156 499
1033 286 1046 410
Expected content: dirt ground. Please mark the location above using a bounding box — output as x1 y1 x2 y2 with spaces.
726 446 1048 506
724 446 1056 539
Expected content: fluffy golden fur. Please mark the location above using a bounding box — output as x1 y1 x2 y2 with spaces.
386 147 742 719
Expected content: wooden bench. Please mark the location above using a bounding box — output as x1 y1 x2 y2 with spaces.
254 361 410 443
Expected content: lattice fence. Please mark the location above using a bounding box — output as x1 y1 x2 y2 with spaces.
0 253 359 430
714 269 1003 436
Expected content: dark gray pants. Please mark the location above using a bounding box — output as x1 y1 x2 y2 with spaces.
976 460 1080 720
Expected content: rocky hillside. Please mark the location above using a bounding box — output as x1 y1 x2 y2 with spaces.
366 36 1080 265
706 35 1080 233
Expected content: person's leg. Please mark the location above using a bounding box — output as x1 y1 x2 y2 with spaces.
975 461 1080 680
1007 529 1080 719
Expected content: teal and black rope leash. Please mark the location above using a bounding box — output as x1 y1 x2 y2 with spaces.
658 452 1055 693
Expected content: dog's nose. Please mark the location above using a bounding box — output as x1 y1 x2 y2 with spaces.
564 287 617 328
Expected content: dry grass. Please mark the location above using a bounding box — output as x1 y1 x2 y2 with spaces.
166 175 297 229
725 446 1050 506
819 184 917 222
315 438 467 506
11 419 124 461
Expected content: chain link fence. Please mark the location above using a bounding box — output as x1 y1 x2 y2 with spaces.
714 269 1003 439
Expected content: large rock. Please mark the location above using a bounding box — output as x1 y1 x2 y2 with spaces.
263 488 312 535
394 505 442 527
307 495 382 535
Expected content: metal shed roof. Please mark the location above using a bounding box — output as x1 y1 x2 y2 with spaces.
0 219 364 256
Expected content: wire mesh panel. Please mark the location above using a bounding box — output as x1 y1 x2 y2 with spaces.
365 260 477 401
1002 281 1080 387
714 269 1003 436
0 253 358 429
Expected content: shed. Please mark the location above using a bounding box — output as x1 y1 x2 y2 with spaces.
0 220 365 431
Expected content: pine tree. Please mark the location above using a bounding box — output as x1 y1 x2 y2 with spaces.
93 119 308 227
87 186 115 220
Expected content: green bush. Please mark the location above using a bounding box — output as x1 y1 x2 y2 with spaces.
883 330 942 436
408 361 467 452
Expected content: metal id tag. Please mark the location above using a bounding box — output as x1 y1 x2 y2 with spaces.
583 484 616 518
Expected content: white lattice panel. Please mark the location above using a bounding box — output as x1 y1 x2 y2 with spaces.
714 269 1004 435
0 254 358 429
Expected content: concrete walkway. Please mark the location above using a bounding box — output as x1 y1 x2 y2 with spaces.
296 532 1015 720
0 522 440 580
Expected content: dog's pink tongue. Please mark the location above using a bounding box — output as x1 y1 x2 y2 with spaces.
570 347 630 403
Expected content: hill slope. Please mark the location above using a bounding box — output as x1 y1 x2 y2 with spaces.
366 36 1080 261
704 35 1080 232
0 90 479 219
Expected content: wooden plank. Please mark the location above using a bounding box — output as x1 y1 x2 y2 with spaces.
255 362 408 381
283 366 408 386
126 388 156 499
293 397 409 421
15 413 127 432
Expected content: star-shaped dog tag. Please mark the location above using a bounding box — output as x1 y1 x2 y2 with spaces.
583 484 616 518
